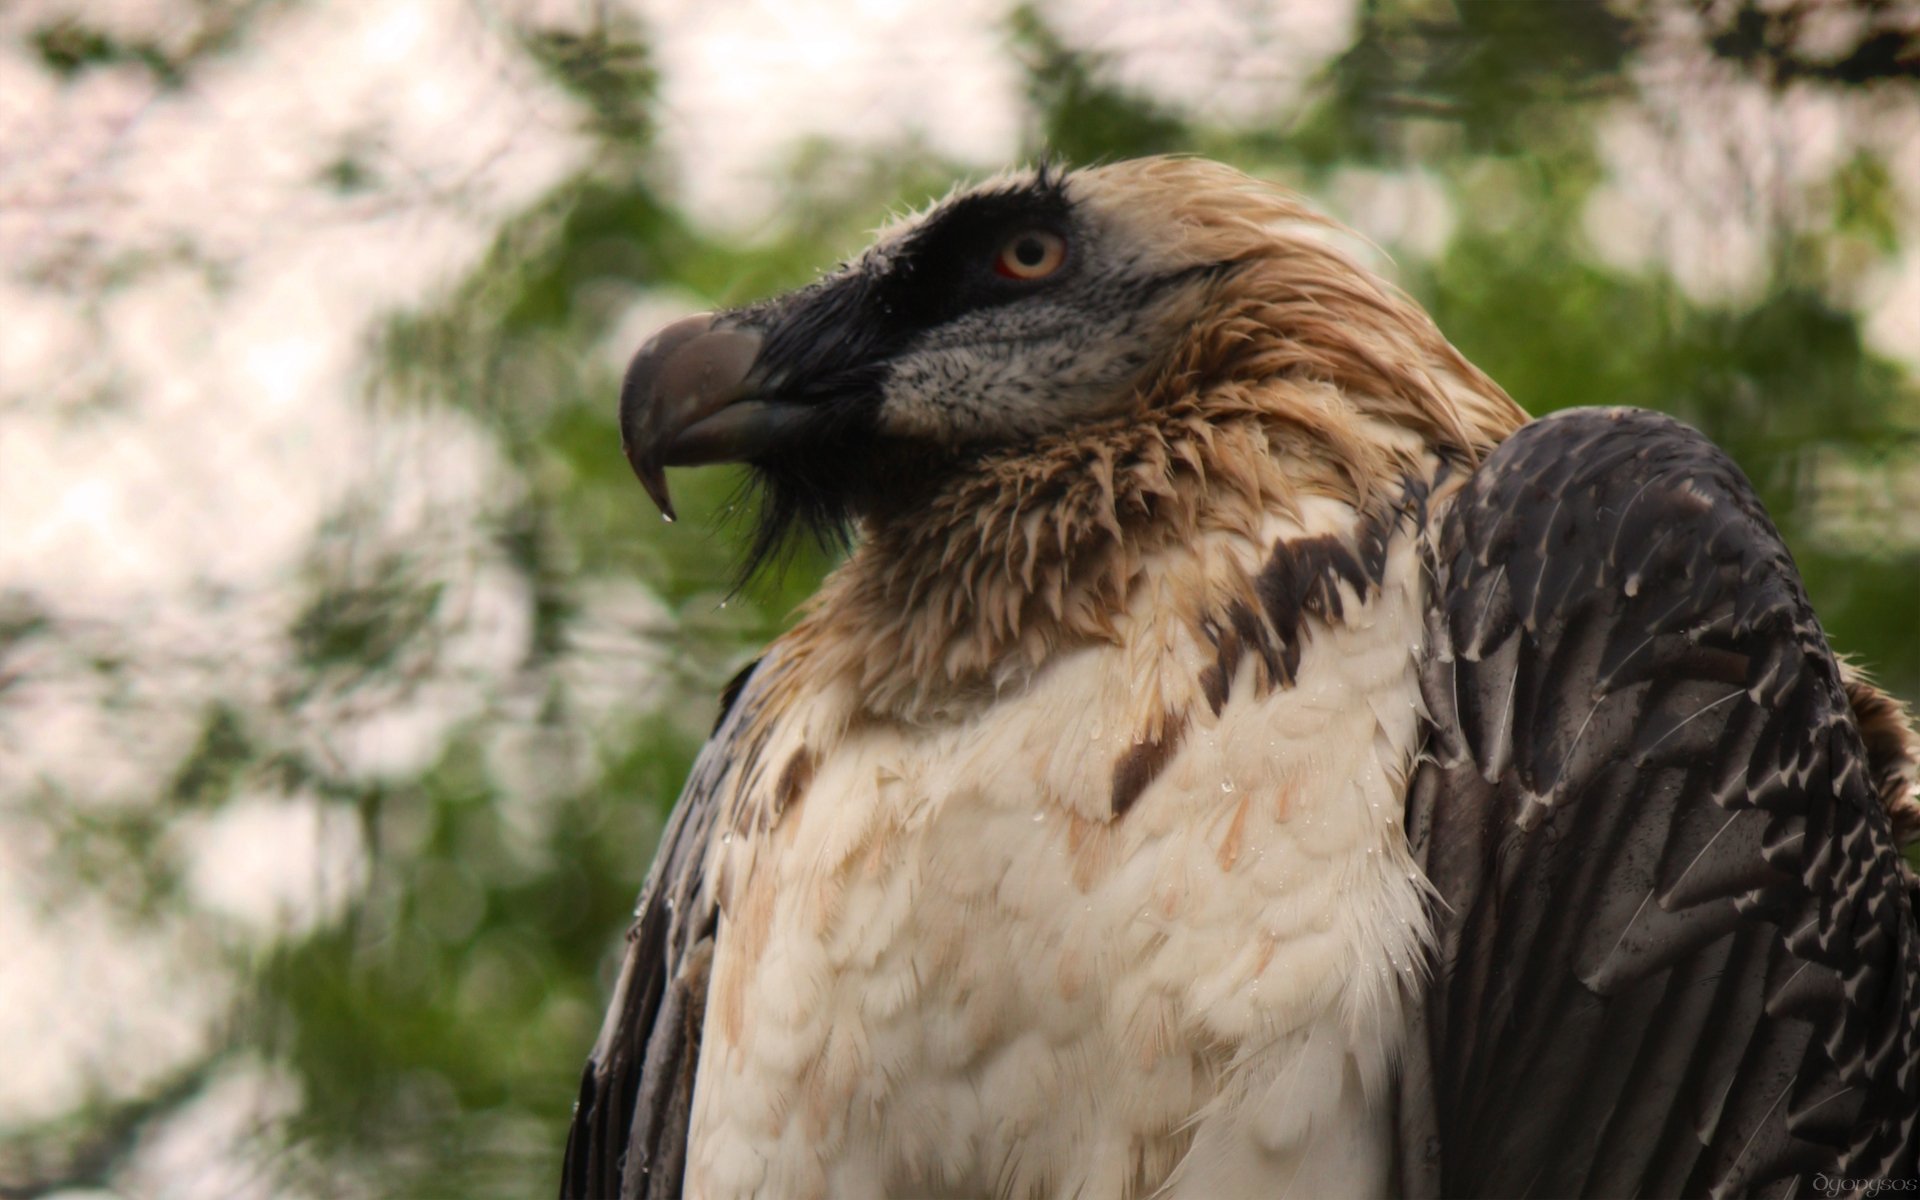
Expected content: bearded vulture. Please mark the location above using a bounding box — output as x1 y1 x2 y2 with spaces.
563 157 1920 1200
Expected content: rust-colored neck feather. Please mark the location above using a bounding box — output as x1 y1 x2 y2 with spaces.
778 216 1527 723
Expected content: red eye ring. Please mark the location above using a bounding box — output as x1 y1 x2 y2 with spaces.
994 230 1067 280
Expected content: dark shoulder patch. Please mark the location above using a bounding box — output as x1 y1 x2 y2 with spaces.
773 747 815 819
1253 533 1371 651
1197 614 1238 717
1111 710 1188 819
1202 479 1427 713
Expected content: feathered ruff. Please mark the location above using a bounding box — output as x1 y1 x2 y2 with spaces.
764 158 1525 722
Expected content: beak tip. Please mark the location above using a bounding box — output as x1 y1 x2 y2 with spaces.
629 450 677 523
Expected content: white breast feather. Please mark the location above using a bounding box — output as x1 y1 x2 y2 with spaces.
685 495 1434 1200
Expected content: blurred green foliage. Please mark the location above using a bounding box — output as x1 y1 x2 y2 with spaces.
7 2 1917 1198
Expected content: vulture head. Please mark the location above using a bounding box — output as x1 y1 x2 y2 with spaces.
620 157 1523 577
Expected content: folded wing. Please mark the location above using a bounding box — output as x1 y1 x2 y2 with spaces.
1399 408 1920 1198
561 662 761 1200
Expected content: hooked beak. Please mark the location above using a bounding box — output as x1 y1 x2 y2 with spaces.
617 313 811 521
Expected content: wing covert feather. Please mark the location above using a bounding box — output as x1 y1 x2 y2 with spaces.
1398 408 1920 1199
560 659 760 1200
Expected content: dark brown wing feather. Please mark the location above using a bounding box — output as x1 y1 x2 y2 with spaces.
1398 408 1920 1199
560 659 760 1200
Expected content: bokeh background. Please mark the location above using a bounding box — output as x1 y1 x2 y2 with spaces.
3 1 1918 1196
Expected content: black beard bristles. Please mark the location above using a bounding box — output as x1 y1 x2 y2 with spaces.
731 465 859 595
729 435 968 595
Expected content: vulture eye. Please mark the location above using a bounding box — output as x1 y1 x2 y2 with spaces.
993 230 1067 280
